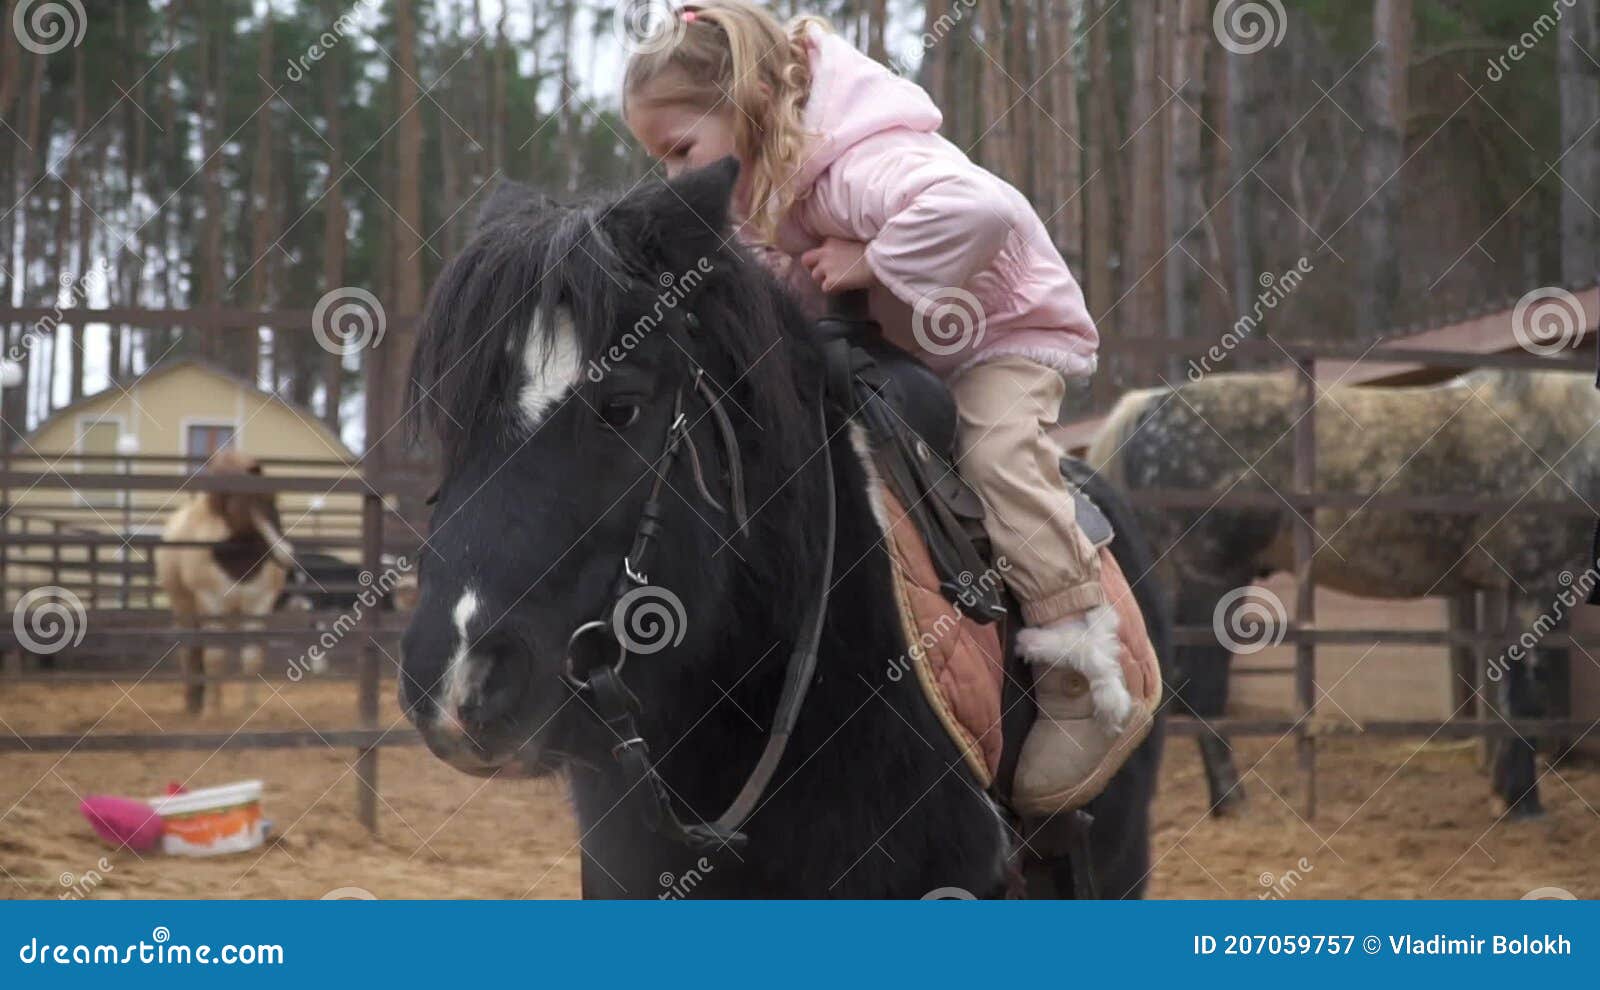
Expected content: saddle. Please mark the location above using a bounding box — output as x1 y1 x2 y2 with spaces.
814 294 1116 629
817 293 1122 897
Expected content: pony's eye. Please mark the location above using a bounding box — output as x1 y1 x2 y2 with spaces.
599 398 641 431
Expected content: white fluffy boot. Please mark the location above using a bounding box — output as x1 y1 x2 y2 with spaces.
1011 605 1151 816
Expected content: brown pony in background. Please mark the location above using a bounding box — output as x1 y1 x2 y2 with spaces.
154 450 296 714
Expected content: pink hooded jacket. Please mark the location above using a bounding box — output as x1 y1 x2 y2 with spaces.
763 27 1098 382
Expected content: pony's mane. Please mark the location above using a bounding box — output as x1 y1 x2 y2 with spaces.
409 180 818 469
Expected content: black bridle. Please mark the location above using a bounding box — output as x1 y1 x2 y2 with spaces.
563 316 838 852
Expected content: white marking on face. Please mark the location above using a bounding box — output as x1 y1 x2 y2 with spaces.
518 307 582 429
441 588 484 722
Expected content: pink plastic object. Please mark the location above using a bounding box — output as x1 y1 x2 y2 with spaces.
80 795 164 852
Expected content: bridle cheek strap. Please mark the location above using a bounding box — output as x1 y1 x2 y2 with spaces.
573 368 836 852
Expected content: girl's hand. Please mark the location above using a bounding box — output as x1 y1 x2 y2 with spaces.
800 238 878 293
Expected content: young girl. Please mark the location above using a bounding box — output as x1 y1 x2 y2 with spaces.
623 1 1158 815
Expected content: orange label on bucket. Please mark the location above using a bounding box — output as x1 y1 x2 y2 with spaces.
163 803 261 846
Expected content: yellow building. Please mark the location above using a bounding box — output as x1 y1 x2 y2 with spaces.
2 358 362 609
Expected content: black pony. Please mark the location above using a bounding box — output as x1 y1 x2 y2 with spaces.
400 159 1165 898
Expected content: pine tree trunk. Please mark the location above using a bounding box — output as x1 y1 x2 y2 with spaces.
248 15 277 387
1045 0 1083 270
1128 0 1166 335
1165 0 1208 340
1085 0 1116 334
67 42 87 403
198 7 228 363
1226 47 1257 322
866 0 888 64
978 0 1013 180
1359 0 1411 333
385 0 426 463
1560 0 1600 287
920 0 950 100
319 0 344 429
558 1 579 193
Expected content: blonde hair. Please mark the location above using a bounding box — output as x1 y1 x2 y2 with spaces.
624 1 826 244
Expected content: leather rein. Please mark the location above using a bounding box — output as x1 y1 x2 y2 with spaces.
563 315 838 852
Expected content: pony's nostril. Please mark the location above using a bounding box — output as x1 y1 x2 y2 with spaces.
455 640 529 730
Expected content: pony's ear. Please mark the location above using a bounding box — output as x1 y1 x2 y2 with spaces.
673 156 739 232
475 179 540 231
650 157 739 244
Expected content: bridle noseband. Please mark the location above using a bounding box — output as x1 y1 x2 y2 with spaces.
564 317 838 853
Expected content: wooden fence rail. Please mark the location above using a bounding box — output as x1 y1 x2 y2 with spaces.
1 311 1594 828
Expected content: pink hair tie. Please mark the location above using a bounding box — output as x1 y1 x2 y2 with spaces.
680 8 698 22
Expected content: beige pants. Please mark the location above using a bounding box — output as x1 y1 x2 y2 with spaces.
950 355 1104 625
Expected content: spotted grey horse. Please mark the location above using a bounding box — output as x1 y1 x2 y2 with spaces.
1089 369 1599 818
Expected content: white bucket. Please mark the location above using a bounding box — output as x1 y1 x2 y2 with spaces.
148 780 265 857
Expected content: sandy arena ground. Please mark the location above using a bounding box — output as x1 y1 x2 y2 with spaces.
1 681 1595 899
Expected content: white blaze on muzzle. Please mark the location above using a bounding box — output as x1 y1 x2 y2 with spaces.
439 588 485 732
